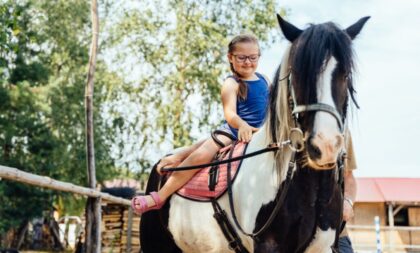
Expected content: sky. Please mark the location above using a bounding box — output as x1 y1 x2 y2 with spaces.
258 0 420 178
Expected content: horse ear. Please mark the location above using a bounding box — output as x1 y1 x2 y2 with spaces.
277 14 303 42
345 16 370 39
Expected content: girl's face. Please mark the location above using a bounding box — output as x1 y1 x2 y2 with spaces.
228 42 260 78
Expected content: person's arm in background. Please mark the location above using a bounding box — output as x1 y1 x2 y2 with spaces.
343 170 357 221
342 129 358 221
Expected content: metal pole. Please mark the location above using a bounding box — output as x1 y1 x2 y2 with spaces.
388 203 395 253
375 216 382 253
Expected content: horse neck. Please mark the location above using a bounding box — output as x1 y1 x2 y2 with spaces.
261 45 295 184
248 124 293 185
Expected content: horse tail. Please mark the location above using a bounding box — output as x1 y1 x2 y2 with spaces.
140 161 181 253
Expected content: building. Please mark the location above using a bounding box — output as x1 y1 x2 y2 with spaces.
348 178 420 252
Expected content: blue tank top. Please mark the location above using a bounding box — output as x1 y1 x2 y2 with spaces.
224 72 269 138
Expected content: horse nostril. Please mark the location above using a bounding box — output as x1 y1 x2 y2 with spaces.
306 136 321 159
326 162 336 168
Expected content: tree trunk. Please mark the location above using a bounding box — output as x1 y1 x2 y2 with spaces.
84 0 100 253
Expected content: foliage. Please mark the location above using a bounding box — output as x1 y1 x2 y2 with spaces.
0 0 286 238
0 0 119 234
103 0 284 171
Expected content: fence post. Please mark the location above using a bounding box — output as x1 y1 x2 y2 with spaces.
126 207 133 253
375 216 382 253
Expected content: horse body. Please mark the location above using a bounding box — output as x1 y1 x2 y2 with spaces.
168 128 277 252
140 15 369 253
254 161 343 253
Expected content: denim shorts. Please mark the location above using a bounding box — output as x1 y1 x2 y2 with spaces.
216 123 237 140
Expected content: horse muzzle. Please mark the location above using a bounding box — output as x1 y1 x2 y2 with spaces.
306 132 344 170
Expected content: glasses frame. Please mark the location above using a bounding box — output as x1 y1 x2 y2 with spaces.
232 54 261 63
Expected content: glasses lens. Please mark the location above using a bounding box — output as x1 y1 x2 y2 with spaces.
236 55 247 62
249 55 259 62
234 54 259 62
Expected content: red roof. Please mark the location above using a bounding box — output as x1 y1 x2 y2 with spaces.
356 177 420 203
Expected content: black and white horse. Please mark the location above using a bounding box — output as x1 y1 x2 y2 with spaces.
140 15 369 253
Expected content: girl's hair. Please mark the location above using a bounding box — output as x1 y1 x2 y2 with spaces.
228 34 260 100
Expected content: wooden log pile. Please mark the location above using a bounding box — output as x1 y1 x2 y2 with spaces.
101 201 140 253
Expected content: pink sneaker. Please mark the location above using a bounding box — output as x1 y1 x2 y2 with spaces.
131 192 164 215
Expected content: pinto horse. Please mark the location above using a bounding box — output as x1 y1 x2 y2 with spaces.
140 15 369 253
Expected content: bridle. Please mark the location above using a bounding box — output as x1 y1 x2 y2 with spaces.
160 65 349 253
283 66 348 252
286 68 346 145
213 67 349 253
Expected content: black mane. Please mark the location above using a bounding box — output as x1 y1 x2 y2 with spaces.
291 22 356 107
269 22 360 140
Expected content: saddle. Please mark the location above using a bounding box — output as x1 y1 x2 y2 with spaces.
176 142 248 201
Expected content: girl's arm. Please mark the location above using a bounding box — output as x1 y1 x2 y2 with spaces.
221 78 258 142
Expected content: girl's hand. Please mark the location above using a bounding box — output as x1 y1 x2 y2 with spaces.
156 154 183 175
237 123 258 142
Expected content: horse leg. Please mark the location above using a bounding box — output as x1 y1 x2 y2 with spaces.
140 165 181 253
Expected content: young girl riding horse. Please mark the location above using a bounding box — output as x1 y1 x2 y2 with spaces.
131 34 270 214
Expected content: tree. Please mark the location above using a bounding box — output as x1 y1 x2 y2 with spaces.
0 0 120 238
104 0 284 172
84 0 101 252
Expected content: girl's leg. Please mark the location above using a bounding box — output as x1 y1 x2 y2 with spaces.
133 135 232 210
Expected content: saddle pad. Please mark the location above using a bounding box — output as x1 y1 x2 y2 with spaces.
176 142 247 201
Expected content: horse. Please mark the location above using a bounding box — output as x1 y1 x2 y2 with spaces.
139 14 369 253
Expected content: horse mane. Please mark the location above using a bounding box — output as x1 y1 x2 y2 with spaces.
266 22 360 180
291 22 359 114
265 45 294 181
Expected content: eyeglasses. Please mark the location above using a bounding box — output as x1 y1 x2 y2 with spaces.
232 54 260 63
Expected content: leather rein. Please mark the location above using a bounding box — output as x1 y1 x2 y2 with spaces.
159 69 347 253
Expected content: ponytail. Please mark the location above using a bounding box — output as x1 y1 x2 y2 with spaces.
229 62 248 100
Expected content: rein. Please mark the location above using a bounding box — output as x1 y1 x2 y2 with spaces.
226 144 296 239
160 68 346 252
209 138 297 253
160 141 291 173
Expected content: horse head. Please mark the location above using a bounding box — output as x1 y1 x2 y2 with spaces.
272 15 369 170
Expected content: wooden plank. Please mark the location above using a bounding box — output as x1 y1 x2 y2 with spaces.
0 165 131 206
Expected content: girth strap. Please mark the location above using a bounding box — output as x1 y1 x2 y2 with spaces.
211 199 250 253
208 164 219 191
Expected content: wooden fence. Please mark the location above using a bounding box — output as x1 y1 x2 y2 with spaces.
347 224 420 253
0 165 137 252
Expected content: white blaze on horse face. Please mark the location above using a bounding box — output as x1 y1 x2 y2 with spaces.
312 57 344 167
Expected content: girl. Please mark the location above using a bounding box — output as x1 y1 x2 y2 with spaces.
131 34 270 214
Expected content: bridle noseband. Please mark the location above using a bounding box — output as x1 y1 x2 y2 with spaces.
286 71 346 134
159 66 349 253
